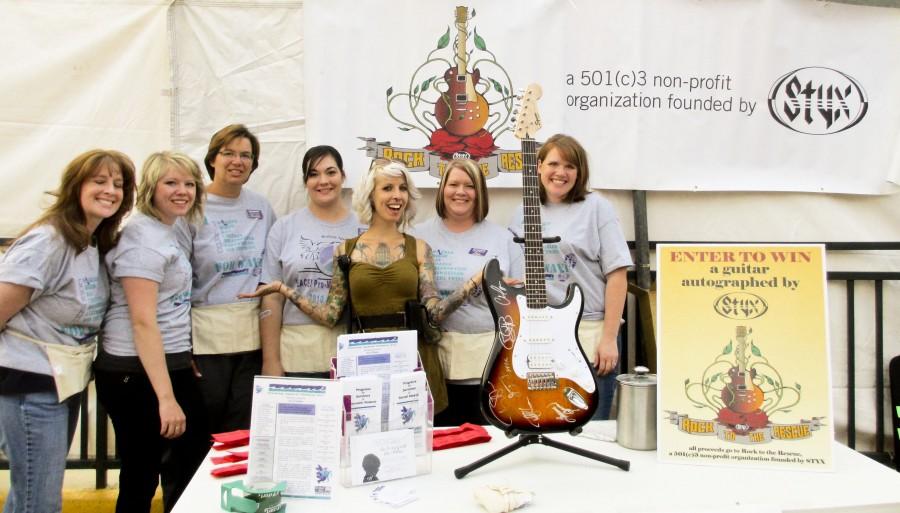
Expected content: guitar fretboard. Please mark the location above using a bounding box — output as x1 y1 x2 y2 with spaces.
521 137 548 309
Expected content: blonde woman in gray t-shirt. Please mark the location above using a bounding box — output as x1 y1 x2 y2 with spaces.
0 150 135 513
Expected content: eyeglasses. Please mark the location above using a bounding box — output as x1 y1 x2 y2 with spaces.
219 150 254 163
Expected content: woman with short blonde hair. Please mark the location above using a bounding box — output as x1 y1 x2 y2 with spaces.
96 151 208 513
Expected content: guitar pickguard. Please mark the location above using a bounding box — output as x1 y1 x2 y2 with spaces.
511 293 596 394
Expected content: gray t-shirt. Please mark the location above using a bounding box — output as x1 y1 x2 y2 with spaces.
0 225 108 375
102 212 193 356
261 208 365 326
177 190 275 307
508 192 633 321
410 217 515 333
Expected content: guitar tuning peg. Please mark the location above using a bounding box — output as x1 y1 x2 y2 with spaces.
510 117 516 123
512 109 519 115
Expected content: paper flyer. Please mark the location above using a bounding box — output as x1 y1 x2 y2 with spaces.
343 374 384 435
247 377 343 498
335 330 419 378
388 371 428 453
656 244 834 471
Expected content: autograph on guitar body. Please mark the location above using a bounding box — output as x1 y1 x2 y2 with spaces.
480 85 598 434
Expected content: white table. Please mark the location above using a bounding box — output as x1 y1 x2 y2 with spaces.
174 422 900 513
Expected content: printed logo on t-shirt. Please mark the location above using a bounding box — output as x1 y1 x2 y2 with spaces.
215 256 264 278
246 209 263 220
543 243 571 283
468 247 488 256
565 253 578 269
299 236 335 275
170 290 192 307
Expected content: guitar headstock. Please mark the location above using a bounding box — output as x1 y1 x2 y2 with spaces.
513 84 543 140
455 6 468 23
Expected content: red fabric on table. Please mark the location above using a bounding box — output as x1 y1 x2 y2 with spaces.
210 453 247 465
433 423 492 450
211 429 250 449
210 462 248 477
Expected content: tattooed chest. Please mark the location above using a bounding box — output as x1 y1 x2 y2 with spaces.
353 241 406 269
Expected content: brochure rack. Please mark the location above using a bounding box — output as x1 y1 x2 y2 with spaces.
331 331 434 487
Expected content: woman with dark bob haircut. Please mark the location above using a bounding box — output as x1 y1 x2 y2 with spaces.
0 149 135 513
258 145 364 378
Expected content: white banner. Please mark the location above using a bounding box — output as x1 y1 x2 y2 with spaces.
0 0 171 235
304 0 900 193
171 1 305 215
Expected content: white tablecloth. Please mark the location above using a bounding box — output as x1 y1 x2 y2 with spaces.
173 421 900 513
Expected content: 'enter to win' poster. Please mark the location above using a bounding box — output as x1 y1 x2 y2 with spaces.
656 245 834 471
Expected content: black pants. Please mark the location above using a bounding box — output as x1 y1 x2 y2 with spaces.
434 383 487 427
96 367 209 513
194 350 261 433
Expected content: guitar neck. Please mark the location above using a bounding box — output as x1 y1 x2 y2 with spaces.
521 137 548 309
453 8 476 99
735 326 748 373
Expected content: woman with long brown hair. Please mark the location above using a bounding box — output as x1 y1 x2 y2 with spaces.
0 149 135 513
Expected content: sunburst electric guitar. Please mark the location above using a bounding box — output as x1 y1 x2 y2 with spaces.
434 6 489 136
480 84 599 434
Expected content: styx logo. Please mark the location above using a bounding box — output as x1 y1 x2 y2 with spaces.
768 67 867 135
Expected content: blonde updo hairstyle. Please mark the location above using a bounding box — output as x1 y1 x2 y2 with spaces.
352 158 420 231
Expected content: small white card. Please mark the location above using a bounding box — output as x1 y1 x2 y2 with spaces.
370 483 418 507
343 374 383 435
349 429 417 485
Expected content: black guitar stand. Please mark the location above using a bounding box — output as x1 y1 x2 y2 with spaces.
454 427 631 478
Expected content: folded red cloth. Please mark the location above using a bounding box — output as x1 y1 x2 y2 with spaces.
211 429 251 449
210 462 248 477
210 453 247 465
433 423 492 450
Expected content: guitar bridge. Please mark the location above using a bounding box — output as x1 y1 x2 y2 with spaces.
526 372 558 391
